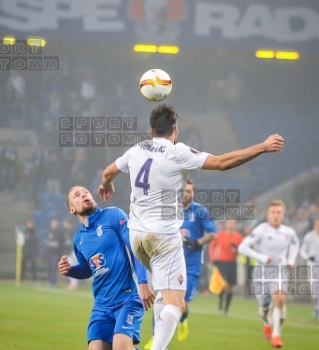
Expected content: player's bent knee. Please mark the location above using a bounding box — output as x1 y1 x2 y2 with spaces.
161 290 185 311
112 334 133 350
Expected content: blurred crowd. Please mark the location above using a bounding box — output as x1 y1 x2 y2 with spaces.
21 215 79 288
0 62 153 207
0 48 318 205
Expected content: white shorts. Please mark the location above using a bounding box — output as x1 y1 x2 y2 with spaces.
129 229 186 292
252 269 286 305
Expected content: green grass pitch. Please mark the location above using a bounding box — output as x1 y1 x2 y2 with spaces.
0 280 318 349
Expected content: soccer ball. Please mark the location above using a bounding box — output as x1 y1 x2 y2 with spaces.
139 68 172 102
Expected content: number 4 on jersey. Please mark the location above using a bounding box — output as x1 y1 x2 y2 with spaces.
135 158 153 195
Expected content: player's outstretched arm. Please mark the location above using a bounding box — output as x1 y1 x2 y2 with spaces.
98 161 121 201
202 134 284 171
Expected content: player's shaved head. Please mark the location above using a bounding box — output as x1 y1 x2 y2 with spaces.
67 186 77 208
150 104 178 136
67 186 97 217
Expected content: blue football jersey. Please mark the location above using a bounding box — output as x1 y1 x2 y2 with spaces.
68 207 146 308
181 201 216 274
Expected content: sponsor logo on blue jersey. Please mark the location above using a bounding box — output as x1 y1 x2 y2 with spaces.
90 253 110 277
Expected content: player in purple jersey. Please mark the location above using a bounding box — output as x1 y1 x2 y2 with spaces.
58 186 154 350
98 104 284 350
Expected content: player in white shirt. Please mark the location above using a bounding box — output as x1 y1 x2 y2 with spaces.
300 217 319 319
238 200 299 348
98 104 284 350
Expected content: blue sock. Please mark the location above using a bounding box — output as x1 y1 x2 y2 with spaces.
180 308 189 323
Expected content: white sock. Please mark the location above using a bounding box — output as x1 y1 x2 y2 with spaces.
272 307 281 337
151 304 182 350
280 305 286 331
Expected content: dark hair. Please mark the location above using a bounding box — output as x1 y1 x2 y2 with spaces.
150 104 178 137
186 178 194 187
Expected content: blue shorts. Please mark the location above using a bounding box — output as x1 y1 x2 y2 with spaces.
88 300 144 345
185 273 200 302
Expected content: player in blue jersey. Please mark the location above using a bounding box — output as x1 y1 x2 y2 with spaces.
178 178 216 341
58 186 154 350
